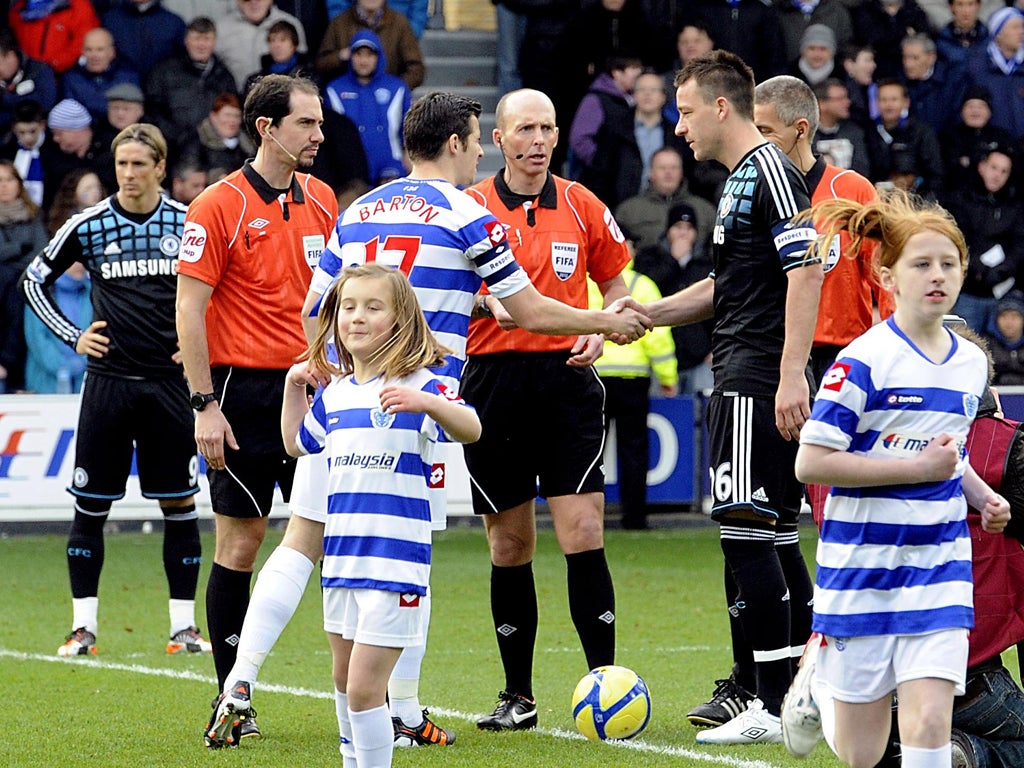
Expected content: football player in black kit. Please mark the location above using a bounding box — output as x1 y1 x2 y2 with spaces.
643 50 824 744
21 123 209 659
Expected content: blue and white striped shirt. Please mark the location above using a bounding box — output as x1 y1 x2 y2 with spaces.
801 318 987 637
310 176 531 390
297 368 475 595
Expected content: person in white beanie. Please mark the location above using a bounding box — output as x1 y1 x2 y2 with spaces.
42 99 113 207
966 6 1024 138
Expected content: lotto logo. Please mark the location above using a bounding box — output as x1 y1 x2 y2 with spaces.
430 463 445 488
399 594 421 608
822 362 850 392
485 221 506 245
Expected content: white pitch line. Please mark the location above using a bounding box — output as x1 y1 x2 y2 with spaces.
0 648 782 768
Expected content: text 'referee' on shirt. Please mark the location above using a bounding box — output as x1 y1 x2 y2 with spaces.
464 172 630 355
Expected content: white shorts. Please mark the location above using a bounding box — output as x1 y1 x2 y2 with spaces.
289 449 448 531
323 587 426 648
817 628 968 704
289 453 328 524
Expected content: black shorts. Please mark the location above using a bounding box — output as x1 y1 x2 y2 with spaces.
460 352 605 514
705 391 802 524
69 372 199 500
208 366 296 518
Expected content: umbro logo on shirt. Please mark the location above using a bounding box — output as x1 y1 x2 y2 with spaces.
247 217 270 229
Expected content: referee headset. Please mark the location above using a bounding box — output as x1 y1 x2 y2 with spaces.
260 116 299 164
497 136 525 162
259 116 297 221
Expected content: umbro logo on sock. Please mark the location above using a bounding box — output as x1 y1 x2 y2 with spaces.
497 624 517 636
225 634 240 647
598 611 615 624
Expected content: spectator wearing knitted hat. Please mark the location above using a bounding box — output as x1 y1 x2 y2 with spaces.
778 0 853 67
967 7 1024 139
41 99 113 210
633 201 713 396
788 23 844 86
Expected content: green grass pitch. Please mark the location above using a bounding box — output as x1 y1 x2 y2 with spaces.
1 520 851 767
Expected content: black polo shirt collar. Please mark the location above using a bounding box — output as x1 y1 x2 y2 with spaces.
805 155 827 195
492 169 558 211
242 160 306 205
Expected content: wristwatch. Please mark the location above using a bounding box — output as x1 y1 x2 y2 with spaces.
477 294 494 318
189 391 218 411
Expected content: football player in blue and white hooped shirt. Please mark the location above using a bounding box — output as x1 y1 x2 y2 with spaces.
211 92 652 745
282 264 481 768
795 190 1010 768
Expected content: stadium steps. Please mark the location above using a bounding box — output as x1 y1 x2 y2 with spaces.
417 29 502 181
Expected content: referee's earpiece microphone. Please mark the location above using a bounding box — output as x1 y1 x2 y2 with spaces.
498 138 525 161
263 118 298 163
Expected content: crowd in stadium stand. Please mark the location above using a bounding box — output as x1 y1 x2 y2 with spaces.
2 0 1024 393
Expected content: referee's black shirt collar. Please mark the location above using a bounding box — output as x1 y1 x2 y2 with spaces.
243 160 306 205
493 169 558 211
804 155 827 193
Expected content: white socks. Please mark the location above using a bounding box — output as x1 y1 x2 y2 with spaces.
71 596 98 635
349 704 394 768
226 546 314 688
901 743 951 768
168 598 196 636
335 690 357 768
